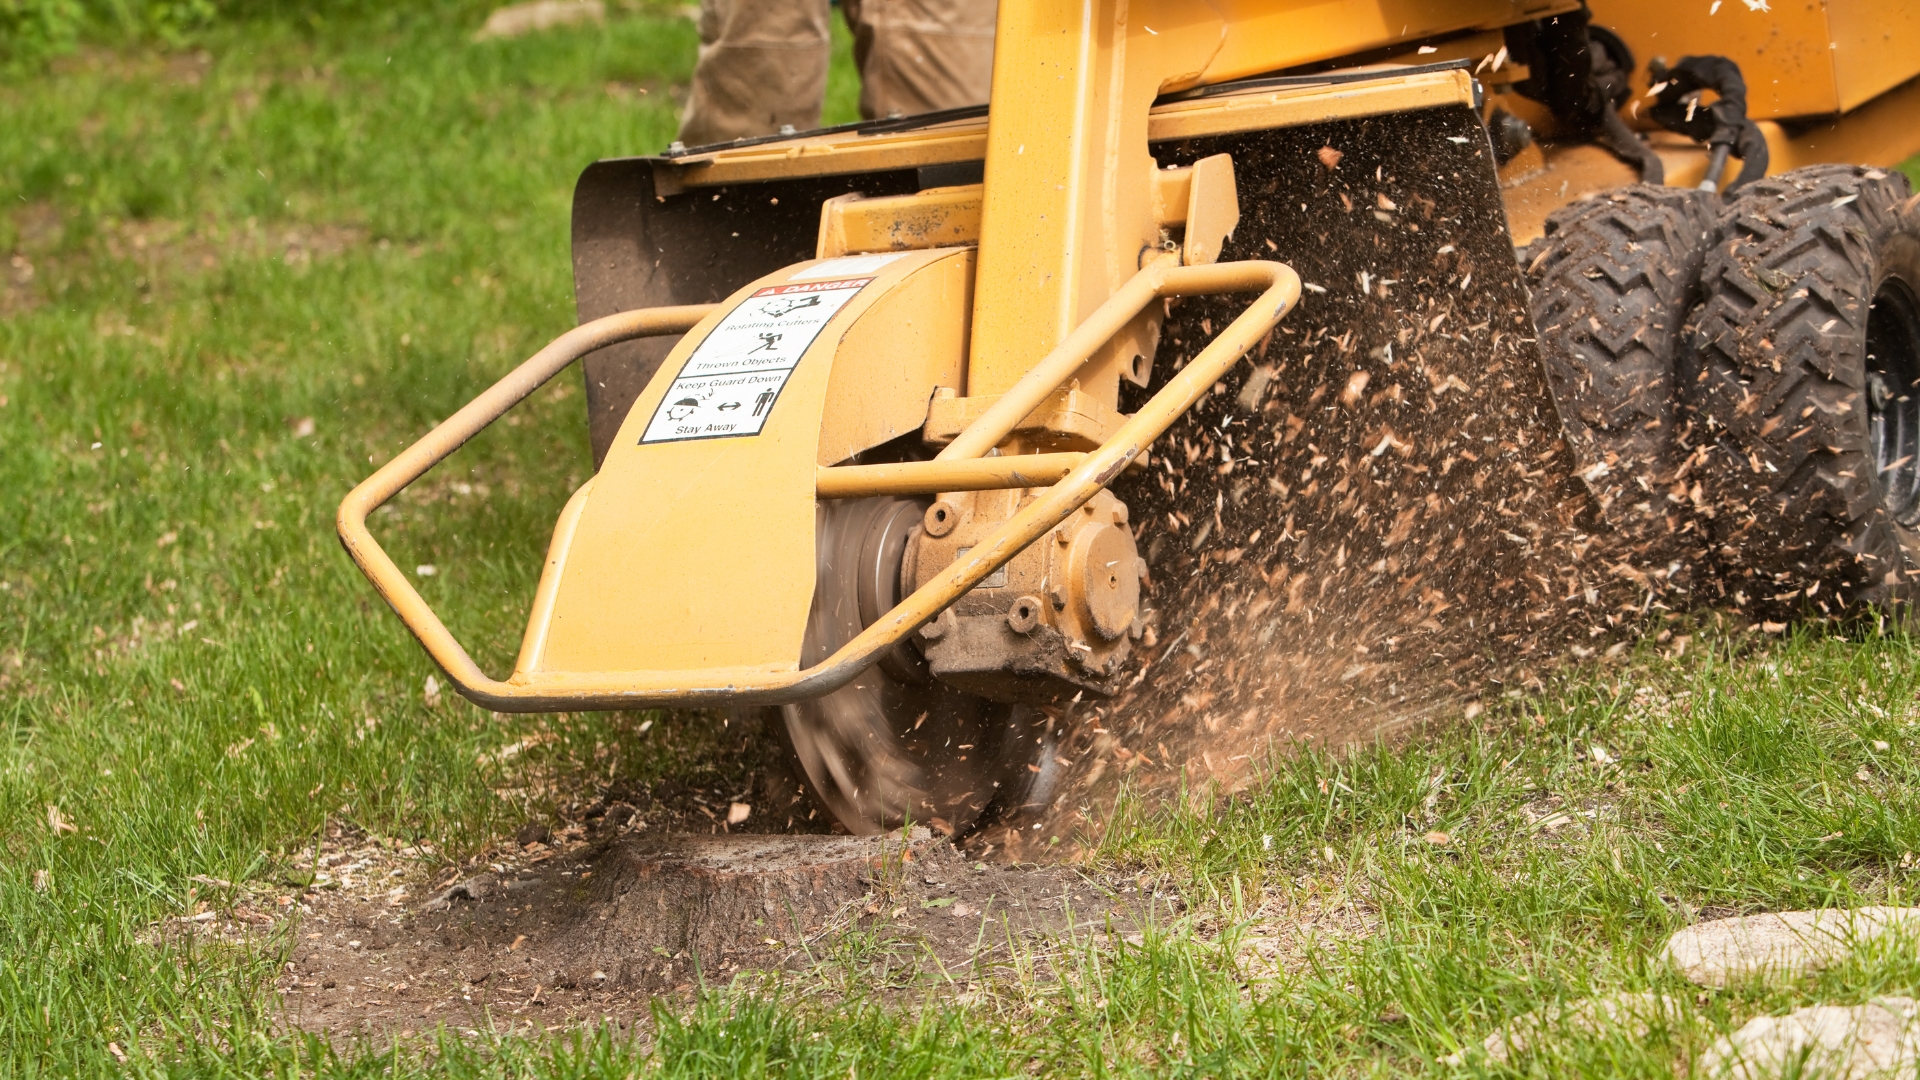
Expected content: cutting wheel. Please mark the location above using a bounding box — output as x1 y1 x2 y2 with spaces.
771 495 1056 836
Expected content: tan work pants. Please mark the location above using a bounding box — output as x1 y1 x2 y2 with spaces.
677 0 997 148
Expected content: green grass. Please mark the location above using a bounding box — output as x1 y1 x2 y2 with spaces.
5 5 1920 1076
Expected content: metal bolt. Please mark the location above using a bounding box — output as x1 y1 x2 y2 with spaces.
924 501 959 538
1006 597 1042 634
1869 372 1893 411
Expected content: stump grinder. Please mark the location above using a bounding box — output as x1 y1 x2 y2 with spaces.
342 0 1920 841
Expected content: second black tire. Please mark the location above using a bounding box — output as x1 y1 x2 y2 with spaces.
1681 165 1920 613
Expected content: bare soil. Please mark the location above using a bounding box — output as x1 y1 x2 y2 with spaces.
277 825 1157 1039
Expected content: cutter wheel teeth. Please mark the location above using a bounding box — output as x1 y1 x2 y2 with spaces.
1680 166 1920 615
762 496 1056 837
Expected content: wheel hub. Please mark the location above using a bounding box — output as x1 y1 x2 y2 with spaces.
906 487 1147 703
1867 275 1920 525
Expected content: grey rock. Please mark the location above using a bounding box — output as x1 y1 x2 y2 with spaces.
1700 998 1920 1079
423 873 498 910
1441 991 1683 1066
1664 908 1920 988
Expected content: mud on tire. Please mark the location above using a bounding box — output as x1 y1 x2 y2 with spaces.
1525 184 1720 578
1681 165 1920 612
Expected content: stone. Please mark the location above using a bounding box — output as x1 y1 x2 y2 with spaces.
472 0 604 41
1441 992 1683 1066
424 872 499 908
1663 908 1920 988
1699 998 1920 1080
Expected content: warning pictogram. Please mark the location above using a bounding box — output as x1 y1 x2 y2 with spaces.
638 276 873 444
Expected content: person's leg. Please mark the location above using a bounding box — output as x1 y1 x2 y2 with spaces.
844 0 996 121
677 0 834 147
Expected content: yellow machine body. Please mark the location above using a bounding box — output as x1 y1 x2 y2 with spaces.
342 0 1920 719
524 249 971 679
1495 0 1920 239
1595 0 1920 118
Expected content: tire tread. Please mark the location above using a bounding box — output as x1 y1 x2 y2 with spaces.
1526 183 1719 567
1681 164 1918 610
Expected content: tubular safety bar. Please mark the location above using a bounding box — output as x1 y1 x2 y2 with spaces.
816 452 1088 498
337 260 1300 711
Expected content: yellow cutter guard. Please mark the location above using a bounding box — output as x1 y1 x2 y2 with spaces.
336 259 1300 711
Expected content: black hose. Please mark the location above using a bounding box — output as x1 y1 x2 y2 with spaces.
1502 3 1663 183
1646 55 1770 194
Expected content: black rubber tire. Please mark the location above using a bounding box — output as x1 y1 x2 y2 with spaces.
1526 184 1720 570
1681 165 1920 612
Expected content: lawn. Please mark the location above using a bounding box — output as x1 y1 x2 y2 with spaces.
6 5 1920 1076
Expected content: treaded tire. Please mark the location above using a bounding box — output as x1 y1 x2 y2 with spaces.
1526 184 1719 573
1681 165 1920 613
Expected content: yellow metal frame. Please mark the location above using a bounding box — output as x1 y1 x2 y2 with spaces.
656 67 1476 193
816 453 1086 498
813 151 1240 266
340 0 1920 719
337 260 1299 711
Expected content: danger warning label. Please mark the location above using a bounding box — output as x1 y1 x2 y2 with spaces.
639 277 873 445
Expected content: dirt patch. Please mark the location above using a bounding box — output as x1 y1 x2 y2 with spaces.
4 200 372 317
278 828 1155 1039
2 253 39 317
46 45 214 86
92 216 369 278
1 202 59 315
